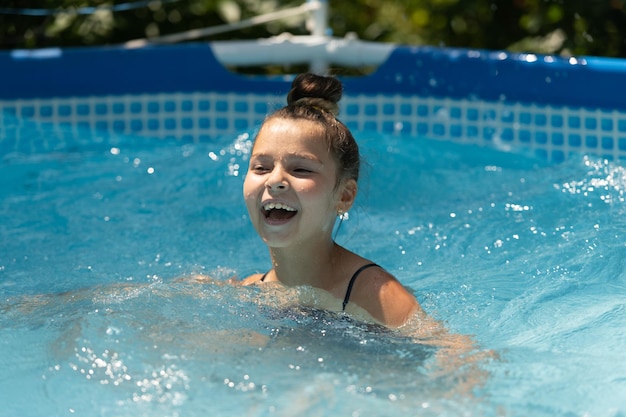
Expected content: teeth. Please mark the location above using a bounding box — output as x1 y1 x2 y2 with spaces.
263 202 297 211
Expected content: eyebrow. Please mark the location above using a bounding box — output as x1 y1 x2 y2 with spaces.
251 152 323 164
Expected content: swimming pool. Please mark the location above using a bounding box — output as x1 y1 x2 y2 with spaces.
1 42 626 416
2 114 626 416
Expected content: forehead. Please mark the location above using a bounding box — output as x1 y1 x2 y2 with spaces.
252 118 329 157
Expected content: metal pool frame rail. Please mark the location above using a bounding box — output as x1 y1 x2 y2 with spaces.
1 39 626 161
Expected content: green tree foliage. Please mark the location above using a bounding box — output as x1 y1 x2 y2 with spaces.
1 0 625 57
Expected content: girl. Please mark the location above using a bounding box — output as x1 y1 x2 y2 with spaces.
241 73 423 328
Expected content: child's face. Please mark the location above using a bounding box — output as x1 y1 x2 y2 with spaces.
243 118 353 248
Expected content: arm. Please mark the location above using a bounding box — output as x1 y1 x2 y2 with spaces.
240 273 265 286
178 272 266 286
346 268 475 352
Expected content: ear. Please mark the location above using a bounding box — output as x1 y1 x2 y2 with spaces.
337 178 357 213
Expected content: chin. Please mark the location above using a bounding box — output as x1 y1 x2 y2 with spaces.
260 227 309 248
262 237 293 249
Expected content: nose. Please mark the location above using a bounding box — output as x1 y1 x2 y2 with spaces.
266 167 289 192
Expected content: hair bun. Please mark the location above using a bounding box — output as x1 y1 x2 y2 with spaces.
287 73 342 116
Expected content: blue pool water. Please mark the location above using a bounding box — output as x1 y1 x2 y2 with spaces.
1 117 626 417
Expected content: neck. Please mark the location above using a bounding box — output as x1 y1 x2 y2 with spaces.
268 239 342 290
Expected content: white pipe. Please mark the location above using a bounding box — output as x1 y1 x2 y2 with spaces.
307 0 327 37
210 34 394 69
124 2 320 49
306 0 329 73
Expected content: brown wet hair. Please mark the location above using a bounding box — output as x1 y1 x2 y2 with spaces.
262 73 360 185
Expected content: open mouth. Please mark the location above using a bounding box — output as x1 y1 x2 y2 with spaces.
262 202 298 221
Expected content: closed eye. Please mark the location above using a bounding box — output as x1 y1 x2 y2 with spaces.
292 167 317 176
251 165 270 173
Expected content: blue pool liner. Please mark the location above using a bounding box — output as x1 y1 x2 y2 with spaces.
1 42 626 161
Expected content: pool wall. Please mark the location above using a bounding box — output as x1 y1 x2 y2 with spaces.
1 42 626 161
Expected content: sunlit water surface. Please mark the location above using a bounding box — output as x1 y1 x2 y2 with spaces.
1 120 626 417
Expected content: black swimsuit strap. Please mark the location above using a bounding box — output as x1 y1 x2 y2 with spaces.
342 263 379 311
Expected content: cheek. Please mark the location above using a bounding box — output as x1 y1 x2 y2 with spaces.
294 182 322 198
297 183 337 209
242 177 259 206
242 174 256 196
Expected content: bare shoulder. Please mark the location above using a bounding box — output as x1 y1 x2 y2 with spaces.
347 266 422 328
